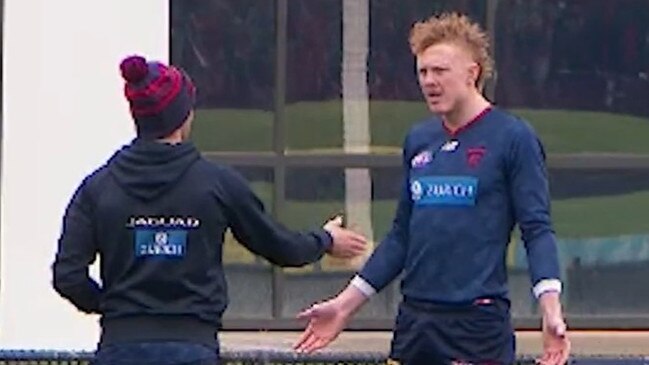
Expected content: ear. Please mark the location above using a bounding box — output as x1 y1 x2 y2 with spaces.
468 63 481 86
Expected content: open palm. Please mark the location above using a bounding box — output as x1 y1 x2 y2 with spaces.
294 300 350 354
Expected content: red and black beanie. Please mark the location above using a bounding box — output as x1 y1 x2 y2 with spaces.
119 55 196 140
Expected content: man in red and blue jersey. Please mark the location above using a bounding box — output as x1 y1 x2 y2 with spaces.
294 13 571 365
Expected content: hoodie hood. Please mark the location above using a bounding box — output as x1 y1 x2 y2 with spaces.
108 139 201 201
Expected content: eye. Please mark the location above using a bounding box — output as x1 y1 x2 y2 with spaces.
431 66 448 75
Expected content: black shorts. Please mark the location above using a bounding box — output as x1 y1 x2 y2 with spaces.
389 297 515 365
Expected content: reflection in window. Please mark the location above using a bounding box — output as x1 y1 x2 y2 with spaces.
170 0 275 151
369 0 486 101
284 0 343 151
170 0 649 324
280 167 399 319
495 0 649 117
509 167 649 316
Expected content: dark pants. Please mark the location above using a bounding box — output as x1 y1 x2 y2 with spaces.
389 298 516 365
93 341 219 365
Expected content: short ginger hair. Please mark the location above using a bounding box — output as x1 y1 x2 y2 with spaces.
409 12 494 89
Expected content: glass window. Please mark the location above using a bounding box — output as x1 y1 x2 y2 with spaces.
171 0 649 328
494 0 649 154
170 0 276 152
284 0 343 152
284 0 487 154
494 0 649 320
509 167 649 317
280 165 649 319
280 167 400 319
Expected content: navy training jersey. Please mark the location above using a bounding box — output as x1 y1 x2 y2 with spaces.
359 107 561 304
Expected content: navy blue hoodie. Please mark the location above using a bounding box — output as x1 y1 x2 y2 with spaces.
359 108 561 304
52 139 332 346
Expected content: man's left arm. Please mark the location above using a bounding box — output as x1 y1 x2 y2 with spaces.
507 121 562 301
52 178 101 314
507 122 570 364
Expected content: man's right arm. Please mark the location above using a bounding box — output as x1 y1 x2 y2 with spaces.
293 138 413 354
354 138 413 296
52 177 101 314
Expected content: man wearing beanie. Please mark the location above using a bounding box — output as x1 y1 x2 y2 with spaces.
51 55 367 365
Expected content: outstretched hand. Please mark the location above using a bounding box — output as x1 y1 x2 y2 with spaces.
294 298 350 354
323 216 367 259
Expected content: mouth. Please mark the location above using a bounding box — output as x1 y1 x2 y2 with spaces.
426 91 443 102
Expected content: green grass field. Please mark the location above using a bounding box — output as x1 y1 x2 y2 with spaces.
192 100 649 154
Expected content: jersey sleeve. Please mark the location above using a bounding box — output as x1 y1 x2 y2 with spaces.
357 134 413 293
507 121 562 297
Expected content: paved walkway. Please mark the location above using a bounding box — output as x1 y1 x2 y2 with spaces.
220 331 649 356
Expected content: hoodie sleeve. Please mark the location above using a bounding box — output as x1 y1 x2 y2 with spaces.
52 176 101 313
507 121 562 297
218 167 332 267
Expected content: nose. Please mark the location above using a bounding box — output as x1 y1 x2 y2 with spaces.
420 71 437 87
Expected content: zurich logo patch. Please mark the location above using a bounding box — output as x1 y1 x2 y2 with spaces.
410 176 478 206
135 229 187 257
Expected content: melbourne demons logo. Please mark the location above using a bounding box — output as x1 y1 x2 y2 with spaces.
466 147 486 168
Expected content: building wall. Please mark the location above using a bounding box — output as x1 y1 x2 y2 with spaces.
1 0 169 350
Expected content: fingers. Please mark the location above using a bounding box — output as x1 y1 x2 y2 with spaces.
310 337 329 353
549 322 570 365
346 230 367 243
324 215 344 230
344 235 367 255
553 321 567 337
340 231 368 251
297 333 319 353
330 215 344 226
546 352 561 365
297 302 327 320
350 243 366 256
296 307 316 320
330 236 367 258
537 351 559 365
539 349 570 365
295 331 327 354
325 217 366 243
293 324 313 351
538 338 571 365
305 335 329 353
334 229 366 243
558 337 571 365
335 244 364 258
